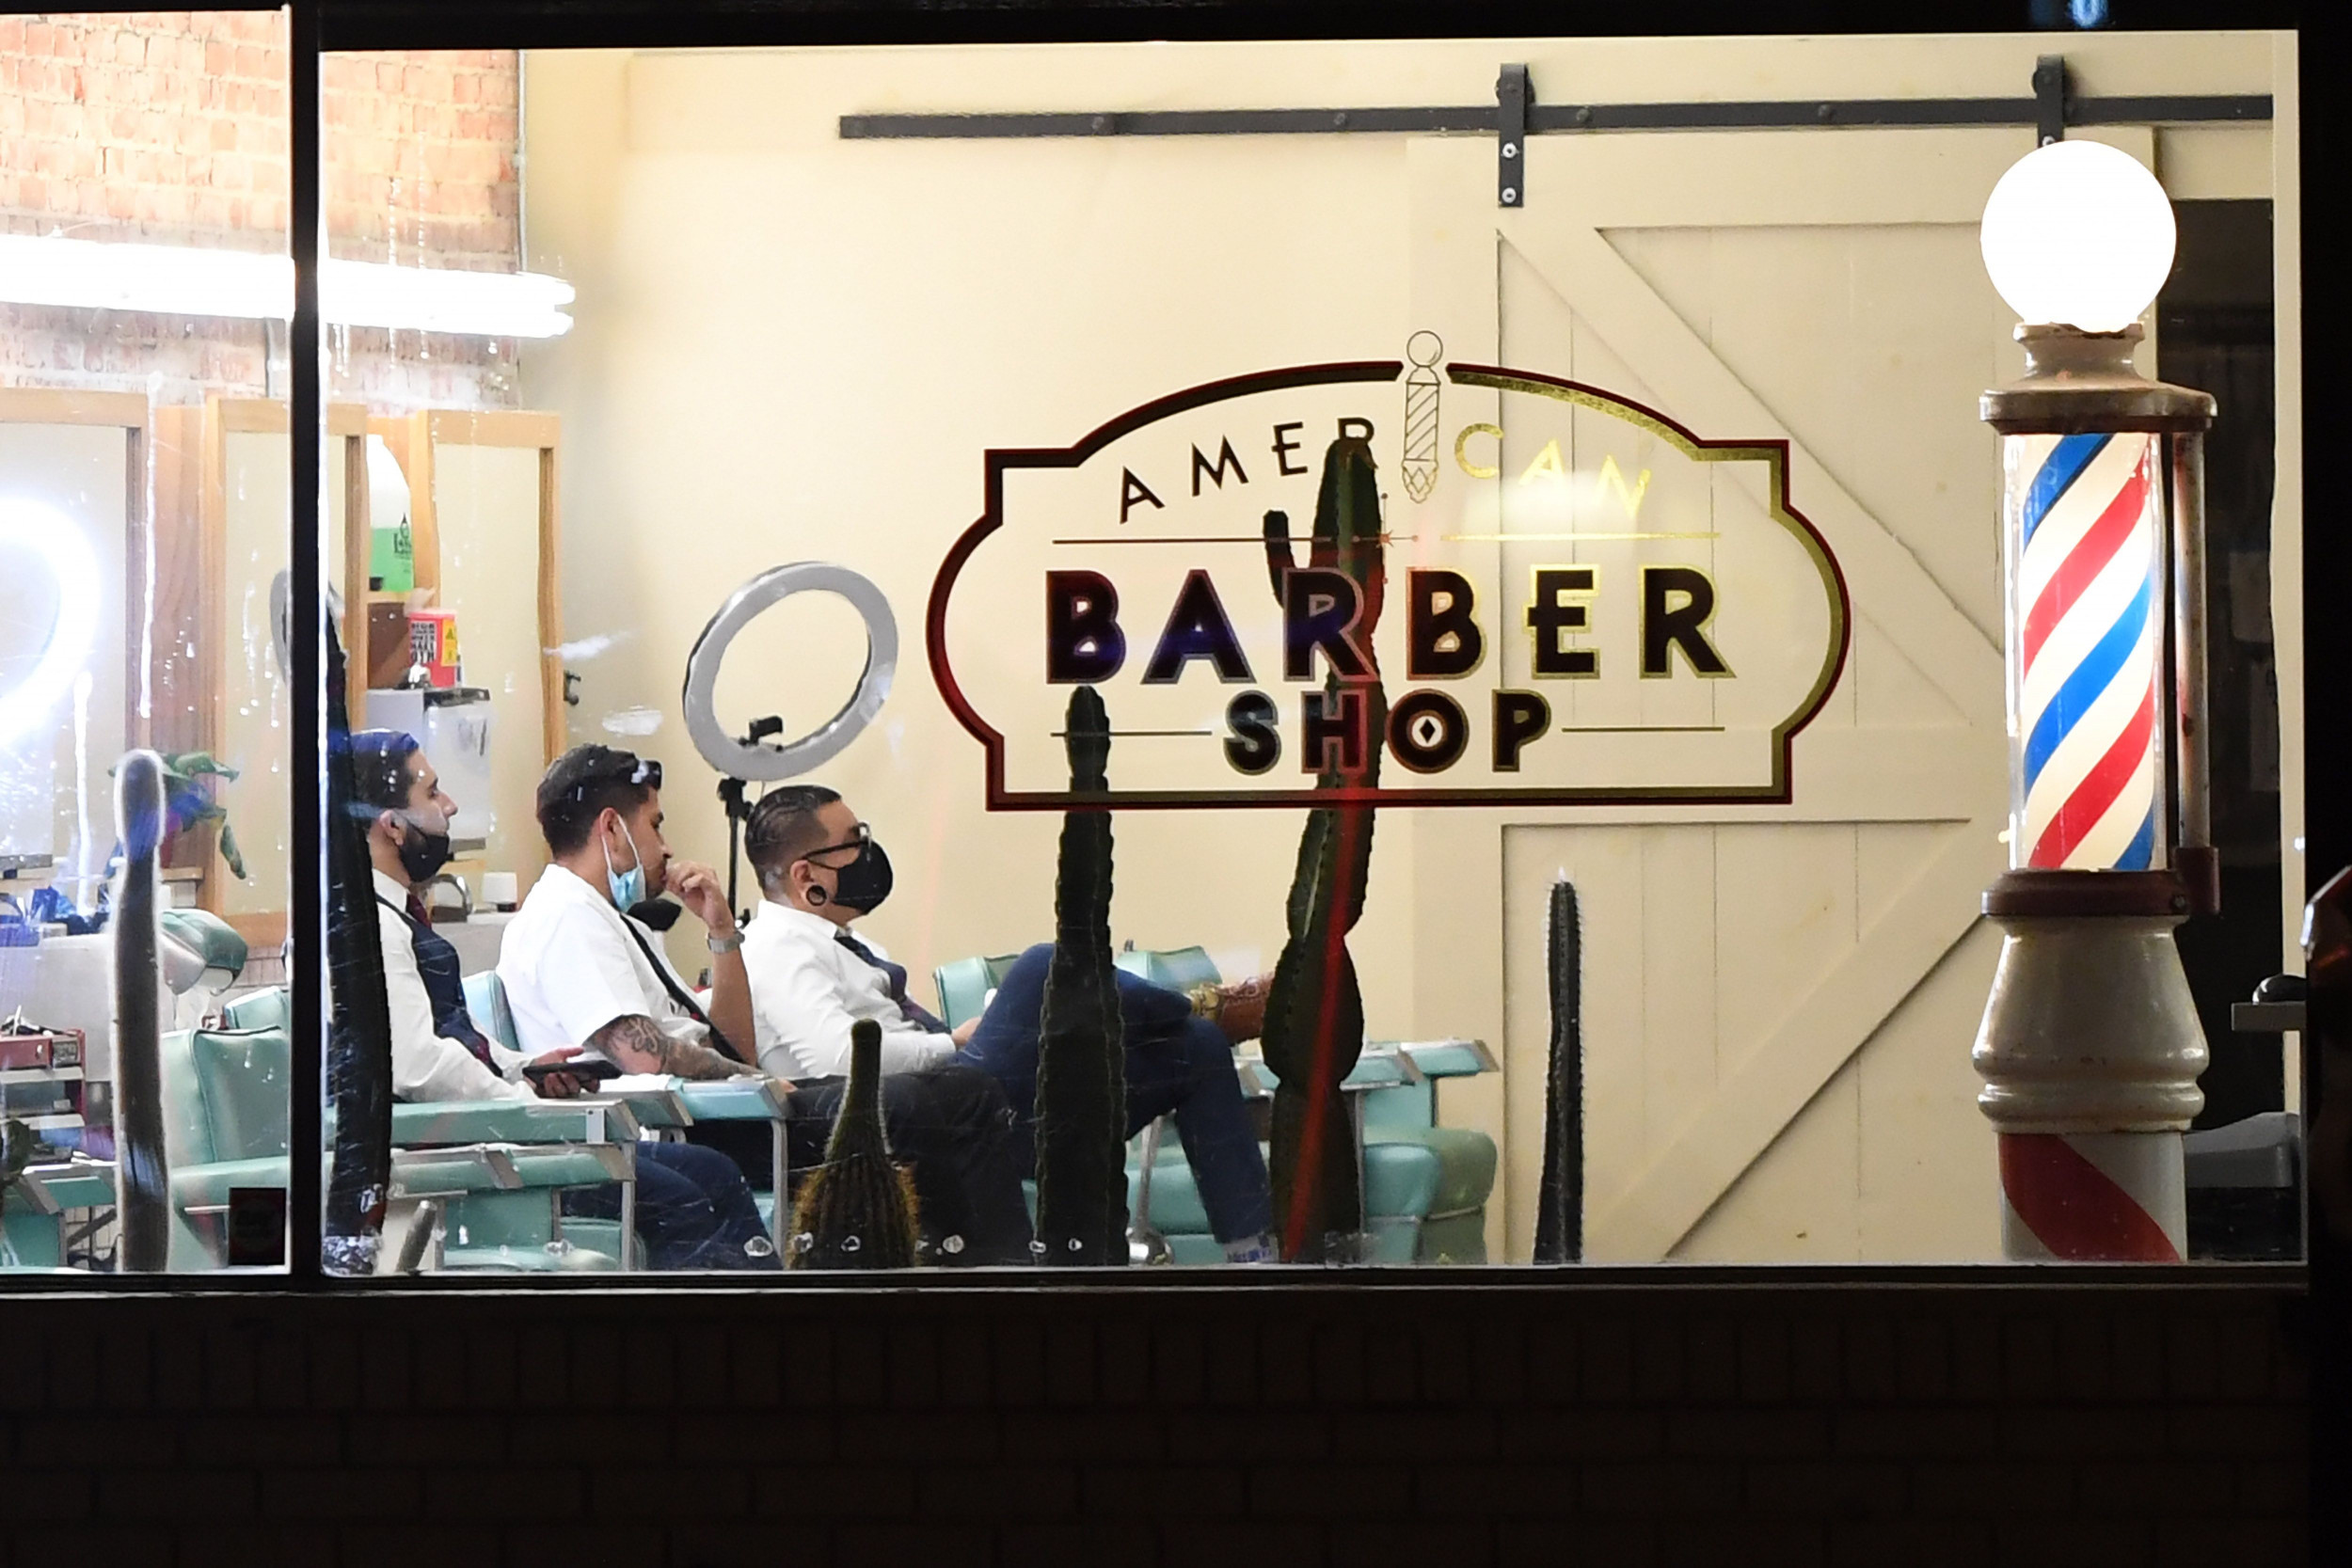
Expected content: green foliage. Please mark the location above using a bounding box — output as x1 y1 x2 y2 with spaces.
111 751 247 879
1033 685 1128 1265
1258 436 1386 1261
788 1019 921 1269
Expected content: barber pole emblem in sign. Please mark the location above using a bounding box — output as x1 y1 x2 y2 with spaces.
2013 432 2164 871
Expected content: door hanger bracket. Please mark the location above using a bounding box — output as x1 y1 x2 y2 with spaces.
1498 63 1530 208
2035 55 2070 146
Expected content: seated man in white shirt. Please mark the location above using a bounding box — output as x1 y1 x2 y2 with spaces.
351 729 776 1271
740 784 1278 1262
497 745 1033 1265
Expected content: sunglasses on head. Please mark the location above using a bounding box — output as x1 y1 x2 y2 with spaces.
571 754 662 798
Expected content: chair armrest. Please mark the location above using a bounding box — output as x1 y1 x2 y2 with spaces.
1378 1038 1499 1078
675 1078 790 1122
389 1146 523 1197
18 1160 116 1212
392 1099 641 1147
596 1076 694 1130
170 1155 293 1213
1242 1048 1425 1094
503 1143 636 1189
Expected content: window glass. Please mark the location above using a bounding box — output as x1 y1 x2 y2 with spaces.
310 35 2298 1276
2 11 291 1274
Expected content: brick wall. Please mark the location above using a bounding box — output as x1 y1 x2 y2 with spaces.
0 1277 2308 1566
0 12 521 409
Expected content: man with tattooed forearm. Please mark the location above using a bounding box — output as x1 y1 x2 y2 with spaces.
497 746 1034 1265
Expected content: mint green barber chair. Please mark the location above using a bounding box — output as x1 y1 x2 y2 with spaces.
160 1021 294 1270
459 969 795 1254
2 1160 117 1271
157 986 633 1271
933 946 1499 1264
219 985 290 1032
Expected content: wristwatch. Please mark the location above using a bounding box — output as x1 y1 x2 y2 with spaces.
707 931 744 955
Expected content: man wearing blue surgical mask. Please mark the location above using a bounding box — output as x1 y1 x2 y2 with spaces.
499 746 1034 1265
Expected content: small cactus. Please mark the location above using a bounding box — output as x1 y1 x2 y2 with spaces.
789 1019 921 1269
1534 879 1584 1263
1033 686 1129 1265
1259 435 1386 1261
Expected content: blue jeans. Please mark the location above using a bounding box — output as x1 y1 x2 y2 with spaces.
566 1140 779 1271
961 944 1272 1244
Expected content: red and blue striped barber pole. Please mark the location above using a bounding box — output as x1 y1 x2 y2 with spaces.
1989 427 2190 1262
2010 431 2166 873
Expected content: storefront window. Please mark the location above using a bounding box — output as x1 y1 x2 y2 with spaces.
2 11 293 1273
14 19 2301 1284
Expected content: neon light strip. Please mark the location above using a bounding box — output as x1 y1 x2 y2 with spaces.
0 233 573 339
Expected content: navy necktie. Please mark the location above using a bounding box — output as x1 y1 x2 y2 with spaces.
834 929 951 1035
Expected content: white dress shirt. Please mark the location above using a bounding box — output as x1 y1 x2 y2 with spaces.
496 863 707 1062
371 867 532 1102
740 898 957 1081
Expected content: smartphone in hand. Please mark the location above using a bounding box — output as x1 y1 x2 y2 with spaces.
524 1057 624 1089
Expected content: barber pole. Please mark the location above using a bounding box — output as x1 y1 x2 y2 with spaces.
2014 431 2164 873
1973 321 2215 1263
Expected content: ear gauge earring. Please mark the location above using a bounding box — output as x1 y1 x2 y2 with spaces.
808 886 828 906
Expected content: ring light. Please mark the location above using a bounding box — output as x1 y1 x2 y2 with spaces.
0 498 103 748
682 562 898 782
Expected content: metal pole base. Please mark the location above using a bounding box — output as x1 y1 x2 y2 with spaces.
1974 871 2207 1261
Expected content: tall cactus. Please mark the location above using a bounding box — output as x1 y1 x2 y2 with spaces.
1260 435 1387 1261
325 610 395 1275
111 750 170 1272
1033 685 1128 1265
789 1018 921 1269
1534 879 1584 1263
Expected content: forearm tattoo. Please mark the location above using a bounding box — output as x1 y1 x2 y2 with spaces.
584 1015 756 1081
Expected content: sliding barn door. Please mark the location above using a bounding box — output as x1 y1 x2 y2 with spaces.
1409 127 2156 1262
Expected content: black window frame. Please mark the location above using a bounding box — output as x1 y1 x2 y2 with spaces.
0 0 2327 1295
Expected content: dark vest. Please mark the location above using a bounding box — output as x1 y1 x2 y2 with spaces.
378 894 496 1069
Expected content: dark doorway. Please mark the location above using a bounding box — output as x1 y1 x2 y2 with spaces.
2158 199 2285 1132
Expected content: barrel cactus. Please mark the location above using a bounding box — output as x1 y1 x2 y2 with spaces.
1033 685 1128 1265
1259 434 1386 1261
788 1018 921 1269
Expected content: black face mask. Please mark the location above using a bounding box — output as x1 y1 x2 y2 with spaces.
628 897 683 932
395 816 453 884
826 839 895 915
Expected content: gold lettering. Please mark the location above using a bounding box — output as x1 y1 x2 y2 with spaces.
1597 453 1652 519
1453 422 1502 480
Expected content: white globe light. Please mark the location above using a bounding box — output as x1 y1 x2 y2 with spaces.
1979 140 2176 333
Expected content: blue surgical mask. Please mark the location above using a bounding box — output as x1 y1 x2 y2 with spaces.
600 820 647 911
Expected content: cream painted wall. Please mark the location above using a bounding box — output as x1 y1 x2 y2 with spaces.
521 47 1434 1030
218 426 347 922
431 441 552 891
219 429 290 919
519 34 2292 1262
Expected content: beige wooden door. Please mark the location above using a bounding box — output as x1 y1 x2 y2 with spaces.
1406 128 2165 1263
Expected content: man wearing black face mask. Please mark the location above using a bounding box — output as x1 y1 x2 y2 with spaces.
739 785 976 1078
350 731 780 1270
741 785 1280 1263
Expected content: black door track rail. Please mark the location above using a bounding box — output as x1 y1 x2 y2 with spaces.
837 55 2269 210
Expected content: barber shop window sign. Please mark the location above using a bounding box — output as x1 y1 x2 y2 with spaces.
929 338 1851 809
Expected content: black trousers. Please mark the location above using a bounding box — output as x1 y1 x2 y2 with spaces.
685 1061 1034 1266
